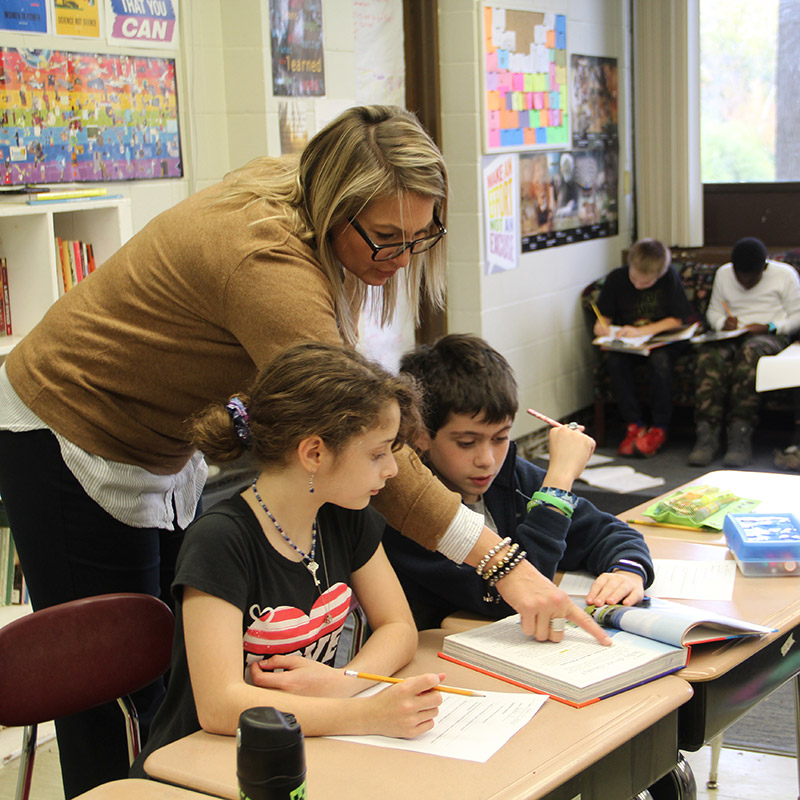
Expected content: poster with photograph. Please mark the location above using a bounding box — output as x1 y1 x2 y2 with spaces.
0 0 49 33
269 0 325 97
278 99 309 154
51 0 100 38
483 152 519 274
519 147 617 251
0 48 182 185
106 0 178 48
571 54 617 149
481 5 568 152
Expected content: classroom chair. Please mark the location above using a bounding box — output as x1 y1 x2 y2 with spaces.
0 593 174 800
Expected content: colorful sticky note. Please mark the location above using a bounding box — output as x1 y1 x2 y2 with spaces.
524 73 534 92
535 128 547 144
500 128 524 146
512 72 524 92
550 91 559 109
523 127 538 145
488 110 500 127
488 128 500 148
486 91 501 111
533 92 543 110
486 72 498 91
546 29 555 49
497 49 509 70
486 50 498 71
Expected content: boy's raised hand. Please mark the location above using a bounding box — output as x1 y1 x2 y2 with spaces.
543 423 595 487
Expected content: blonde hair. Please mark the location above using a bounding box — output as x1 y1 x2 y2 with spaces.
214 106 448 346
190 342 423 467
628 238 671 278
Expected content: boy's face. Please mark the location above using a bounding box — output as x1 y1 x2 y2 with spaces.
628 265 660 290
420 412 513 504
733 267 764 290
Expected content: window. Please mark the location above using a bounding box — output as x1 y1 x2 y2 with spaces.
700 0 800 184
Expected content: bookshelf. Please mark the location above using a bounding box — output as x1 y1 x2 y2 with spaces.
0 198 133 357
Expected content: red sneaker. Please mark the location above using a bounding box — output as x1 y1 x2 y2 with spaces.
618 423 643 456
635 426 667 457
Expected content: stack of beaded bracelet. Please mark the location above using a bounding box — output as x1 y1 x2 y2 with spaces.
475 537 528 603
475 536 512 576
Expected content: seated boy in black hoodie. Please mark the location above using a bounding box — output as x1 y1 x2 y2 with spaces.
383 334 653 630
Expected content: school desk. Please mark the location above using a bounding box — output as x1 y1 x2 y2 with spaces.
640 531 800 797
143 628 693 800
621 468 800 546
73 779 211 799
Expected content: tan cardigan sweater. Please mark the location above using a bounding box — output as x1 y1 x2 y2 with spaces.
6 180 458 550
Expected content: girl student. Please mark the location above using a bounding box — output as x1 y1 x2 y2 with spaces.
132 342 445 770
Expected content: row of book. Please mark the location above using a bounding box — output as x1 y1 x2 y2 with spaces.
0 257 11 337
57 237 97 294
0 525 25 607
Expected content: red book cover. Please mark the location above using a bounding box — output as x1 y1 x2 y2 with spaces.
72 240 83 282
87 243 96 273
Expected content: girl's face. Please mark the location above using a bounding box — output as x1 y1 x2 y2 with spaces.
317 401 401 509
332 193 436 287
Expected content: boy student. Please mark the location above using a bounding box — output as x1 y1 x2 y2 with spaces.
382 334 653 630
688 237 800 468
593 238 692 457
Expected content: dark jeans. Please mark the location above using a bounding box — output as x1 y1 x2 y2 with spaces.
606 343 686 430
0 429 188 799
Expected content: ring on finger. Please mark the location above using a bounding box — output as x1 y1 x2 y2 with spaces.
548 617 567 632
567 421 579 430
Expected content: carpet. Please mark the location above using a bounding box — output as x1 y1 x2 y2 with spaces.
722 681 797 756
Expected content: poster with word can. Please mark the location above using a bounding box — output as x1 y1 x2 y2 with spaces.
481 5 568 152
106 0 178 48
483 152 519 274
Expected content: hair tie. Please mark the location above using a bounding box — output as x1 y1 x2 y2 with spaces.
225 396 252 448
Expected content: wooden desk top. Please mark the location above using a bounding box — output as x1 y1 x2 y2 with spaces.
74 779 211 799
621 469 800 546
637 536 800 682
144 629 692 800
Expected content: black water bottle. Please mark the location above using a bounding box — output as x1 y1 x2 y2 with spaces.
237 707 307 800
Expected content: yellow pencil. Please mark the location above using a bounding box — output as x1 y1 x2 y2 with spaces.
344 670 485 697
590 301 605 325
627 518 713 532
721 300 732 317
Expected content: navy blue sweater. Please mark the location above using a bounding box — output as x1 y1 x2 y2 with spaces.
382 442 654 628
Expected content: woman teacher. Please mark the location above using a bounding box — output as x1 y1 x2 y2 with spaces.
0 105 605 797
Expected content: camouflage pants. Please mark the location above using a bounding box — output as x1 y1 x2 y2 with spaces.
694 333 789 425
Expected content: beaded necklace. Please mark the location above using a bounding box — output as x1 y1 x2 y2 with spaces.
251 479 321 588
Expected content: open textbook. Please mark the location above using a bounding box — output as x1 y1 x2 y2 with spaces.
592 322 698 356
439 601 772 708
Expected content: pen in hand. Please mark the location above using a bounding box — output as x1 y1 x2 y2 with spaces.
344 670 485 697
527 408 580 430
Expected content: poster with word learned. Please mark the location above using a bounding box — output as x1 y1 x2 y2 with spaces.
483 153 519 274
481 6 568 152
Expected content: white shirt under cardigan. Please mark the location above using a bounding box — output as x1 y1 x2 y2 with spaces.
0 362 482 559
706 260 800 335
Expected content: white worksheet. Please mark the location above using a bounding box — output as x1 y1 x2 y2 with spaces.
560 559 736 601
326 686 547 762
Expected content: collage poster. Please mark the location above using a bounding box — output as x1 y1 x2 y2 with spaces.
269 0 325 97
518 146 618 252
0 48 183 185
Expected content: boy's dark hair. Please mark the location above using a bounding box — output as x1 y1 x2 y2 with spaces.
731 237 767 274
398 333 518 436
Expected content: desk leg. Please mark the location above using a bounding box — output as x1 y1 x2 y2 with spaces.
707 734 722 790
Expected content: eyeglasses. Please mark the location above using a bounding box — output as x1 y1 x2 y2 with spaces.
347 211 447 262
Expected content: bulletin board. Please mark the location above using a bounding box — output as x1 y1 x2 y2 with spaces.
481 5 569 153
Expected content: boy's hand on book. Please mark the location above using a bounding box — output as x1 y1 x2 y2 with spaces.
585 571 645 608
495 560 612 646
